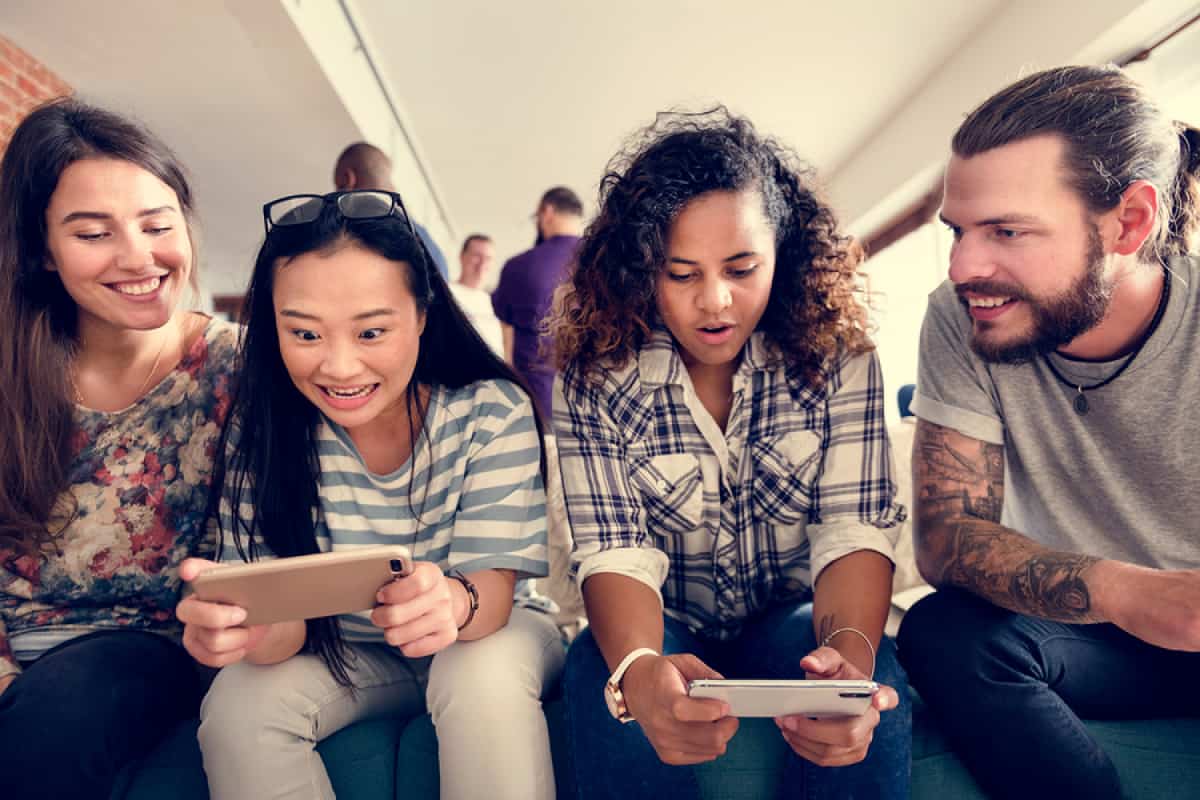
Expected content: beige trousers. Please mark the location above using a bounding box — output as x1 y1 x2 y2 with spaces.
198 607 564 800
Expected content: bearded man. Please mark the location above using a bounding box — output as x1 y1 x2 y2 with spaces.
898 64 1200 800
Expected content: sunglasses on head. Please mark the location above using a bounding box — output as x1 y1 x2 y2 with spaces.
261 189 416 235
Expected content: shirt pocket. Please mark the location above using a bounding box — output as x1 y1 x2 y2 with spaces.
751 430 823 526
630 453 704 536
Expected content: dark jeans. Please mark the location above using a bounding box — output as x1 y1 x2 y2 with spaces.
0 630 205 800
564 601 912 800
898 588 1200 800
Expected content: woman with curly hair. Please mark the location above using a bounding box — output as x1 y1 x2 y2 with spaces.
549 109 911 799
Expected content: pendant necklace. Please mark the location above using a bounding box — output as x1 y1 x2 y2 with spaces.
1041 268 1170 416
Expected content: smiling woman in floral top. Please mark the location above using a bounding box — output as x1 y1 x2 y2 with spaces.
0 99 236 800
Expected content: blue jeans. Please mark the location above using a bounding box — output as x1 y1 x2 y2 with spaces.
0 630 205 800
564 601 912 799
898 588 1200 800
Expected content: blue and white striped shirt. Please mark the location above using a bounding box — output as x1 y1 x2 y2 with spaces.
221 379 548 642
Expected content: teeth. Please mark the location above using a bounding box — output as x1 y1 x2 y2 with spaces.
113 277 162 296
967 296 1011 308
325 385 374 398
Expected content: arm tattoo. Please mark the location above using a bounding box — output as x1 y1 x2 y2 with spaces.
914 422 1099 622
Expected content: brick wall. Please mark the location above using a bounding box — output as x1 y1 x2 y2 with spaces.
0 34 72 154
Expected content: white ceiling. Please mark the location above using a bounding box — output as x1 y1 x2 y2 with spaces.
351 0 1007 267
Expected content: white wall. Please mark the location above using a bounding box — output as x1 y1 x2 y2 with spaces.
280 0 457 274
830 0 1200 239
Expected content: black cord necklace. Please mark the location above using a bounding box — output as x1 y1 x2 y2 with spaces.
1042 268 1171 416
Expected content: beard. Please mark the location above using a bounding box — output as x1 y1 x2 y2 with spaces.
958 224 1111 364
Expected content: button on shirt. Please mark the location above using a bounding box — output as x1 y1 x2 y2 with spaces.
554 329 904 640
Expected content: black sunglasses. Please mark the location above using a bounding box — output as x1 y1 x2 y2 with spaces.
261 190 416 235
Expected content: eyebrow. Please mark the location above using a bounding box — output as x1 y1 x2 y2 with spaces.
938 212 1044 228
668 251 758 266
60 206 177 225
279 308 397 322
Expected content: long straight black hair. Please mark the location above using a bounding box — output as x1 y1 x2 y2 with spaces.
209 203 544 683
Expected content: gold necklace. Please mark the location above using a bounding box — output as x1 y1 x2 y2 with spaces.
73 325 174 407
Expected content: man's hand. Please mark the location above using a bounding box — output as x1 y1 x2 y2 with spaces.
775 647 899 767
620 653 739 766
1094 561 1200 651
0 673 16 698
371 561 459 658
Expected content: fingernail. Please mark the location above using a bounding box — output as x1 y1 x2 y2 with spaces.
231 608 246 624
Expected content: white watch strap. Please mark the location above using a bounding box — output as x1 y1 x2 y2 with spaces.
609 647 659 688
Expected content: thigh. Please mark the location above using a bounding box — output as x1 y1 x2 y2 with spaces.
900 587 1200 718
0 630 202 799
428 607 565 703
724 600 819 679
563 620 705 799
0 629 201 736
201 641 429 743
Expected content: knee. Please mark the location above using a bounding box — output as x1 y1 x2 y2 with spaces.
427 616 561 719
198 661 315 755
898 590 1042 692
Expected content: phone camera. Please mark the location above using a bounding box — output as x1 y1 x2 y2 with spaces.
390 559 404 573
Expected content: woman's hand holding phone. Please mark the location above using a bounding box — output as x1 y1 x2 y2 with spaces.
620 653 739 766
774 645 900 767
177 558 299 668
370 561 459 658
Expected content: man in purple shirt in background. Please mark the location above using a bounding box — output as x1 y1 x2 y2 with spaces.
492 186 583 419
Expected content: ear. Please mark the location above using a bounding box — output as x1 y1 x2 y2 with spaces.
1107 180 1158 257
416 308 427 337
335 168 358 191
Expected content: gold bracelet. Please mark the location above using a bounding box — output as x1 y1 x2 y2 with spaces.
447 570 479 631
820 626 877 680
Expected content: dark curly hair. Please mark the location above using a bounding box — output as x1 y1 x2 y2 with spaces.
549 107 871 388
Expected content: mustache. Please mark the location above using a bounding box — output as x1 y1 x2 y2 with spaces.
954 280 1034 305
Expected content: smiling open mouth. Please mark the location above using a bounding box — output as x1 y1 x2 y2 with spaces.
967 296 1014 309
109 276 163 296
320 384 379 399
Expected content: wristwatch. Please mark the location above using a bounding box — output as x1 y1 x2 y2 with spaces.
604 647 659 723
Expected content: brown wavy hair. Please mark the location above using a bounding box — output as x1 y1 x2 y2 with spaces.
549 108 870 388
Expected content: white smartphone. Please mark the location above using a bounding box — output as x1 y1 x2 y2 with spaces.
190 545 414 626
687 679 879 718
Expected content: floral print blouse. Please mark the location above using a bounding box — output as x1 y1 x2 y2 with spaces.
0 317 237 679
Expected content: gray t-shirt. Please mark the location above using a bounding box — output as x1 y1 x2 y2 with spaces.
912 256 1200 570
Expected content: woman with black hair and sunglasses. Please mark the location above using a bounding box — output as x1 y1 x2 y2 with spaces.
174 190 563 800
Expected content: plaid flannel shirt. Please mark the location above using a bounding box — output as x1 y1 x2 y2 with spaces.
553 329 904 640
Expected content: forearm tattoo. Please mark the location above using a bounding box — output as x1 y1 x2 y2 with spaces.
915 423 1099 622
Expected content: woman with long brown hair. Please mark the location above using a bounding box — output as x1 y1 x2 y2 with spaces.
550 109 911 799
0 99 237 799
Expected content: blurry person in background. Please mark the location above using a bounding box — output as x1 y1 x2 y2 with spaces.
492 186 583 419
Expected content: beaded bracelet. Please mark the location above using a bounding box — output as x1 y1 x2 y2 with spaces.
447 571 479 631
820 626 877 680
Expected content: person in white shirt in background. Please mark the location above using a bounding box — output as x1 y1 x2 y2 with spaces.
450 234 506 358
